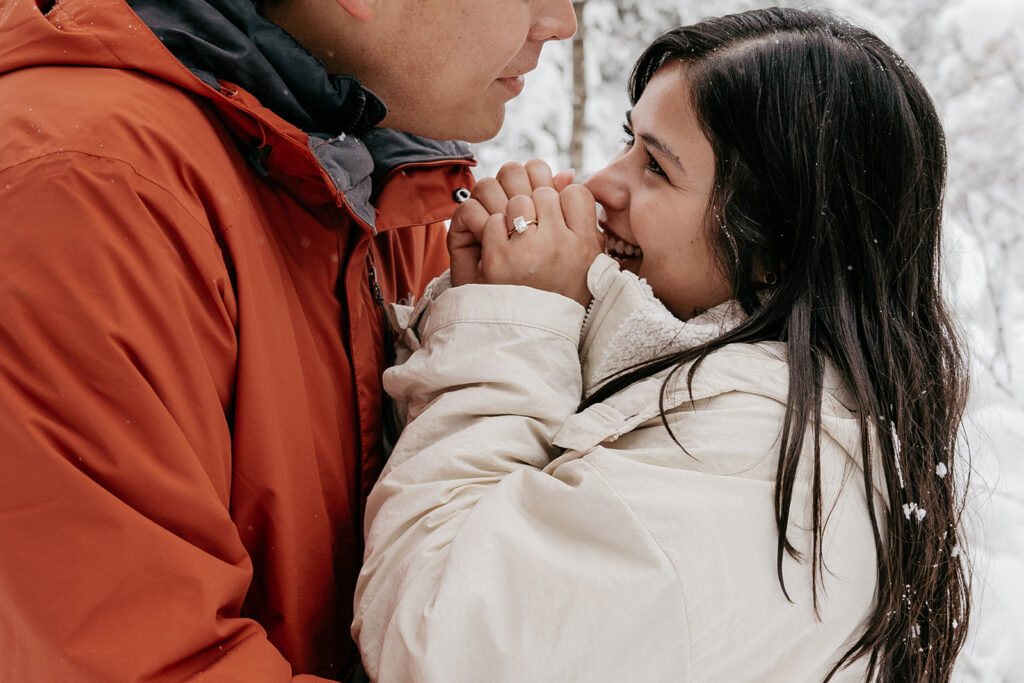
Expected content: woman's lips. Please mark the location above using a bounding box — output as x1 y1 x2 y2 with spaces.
605 235 643 259
600 223 643 261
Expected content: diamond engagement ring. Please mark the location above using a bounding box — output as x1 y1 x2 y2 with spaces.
511 215 538 234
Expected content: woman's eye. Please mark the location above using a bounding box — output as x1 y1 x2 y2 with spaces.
621 123 634 147
622 122 665 178
645 152 666 177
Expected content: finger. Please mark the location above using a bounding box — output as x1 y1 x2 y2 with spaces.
480 212 511 267
449 198 490 243
447 223 479 252
525 159 555 190
552 169 576 192
504 194 539 237
471 176 511 215
447 239 481 287
495 162 533 199
559 184 599 238
447 223 481 258
532 186 566 235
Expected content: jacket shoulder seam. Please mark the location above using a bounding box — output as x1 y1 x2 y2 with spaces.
0 150 221 250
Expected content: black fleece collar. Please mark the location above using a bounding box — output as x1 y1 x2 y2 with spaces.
125 0 386 137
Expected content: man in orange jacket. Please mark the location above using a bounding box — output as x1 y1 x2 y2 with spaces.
0 0 575 680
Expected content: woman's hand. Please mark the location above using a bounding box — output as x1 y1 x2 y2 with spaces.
477 187 602 307
449 160 575 287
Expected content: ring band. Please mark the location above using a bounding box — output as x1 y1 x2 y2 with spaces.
511 215 538 234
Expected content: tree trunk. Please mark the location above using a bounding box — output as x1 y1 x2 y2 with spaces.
569 0 587 172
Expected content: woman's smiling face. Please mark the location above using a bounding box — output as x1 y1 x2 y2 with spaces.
584 62 733 320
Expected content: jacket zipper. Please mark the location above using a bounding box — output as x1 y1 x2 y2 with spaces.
366 258 394 364
579 296 600 355
367 254 406 462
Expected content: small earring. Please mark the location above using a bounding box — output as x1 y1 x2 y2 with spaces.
762 271 778 286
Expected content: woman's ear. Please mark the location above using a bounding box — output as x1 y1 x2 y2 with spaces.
333 0 377 24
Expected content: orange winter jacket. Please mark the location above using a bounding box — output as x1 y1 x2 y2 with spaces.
0 0 474 680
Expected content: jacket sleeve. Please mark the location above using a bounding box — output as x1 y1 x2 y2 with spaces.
0 156 330 682
353 285 690 683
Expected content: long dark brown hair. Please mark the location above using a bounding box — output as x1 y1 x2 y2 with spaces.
582 8 970 681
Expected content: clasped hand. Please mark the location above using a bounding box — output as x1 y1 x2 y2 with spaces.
448 160 605 307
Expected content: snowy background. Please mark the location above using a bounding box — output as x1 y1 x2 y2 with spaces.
473 1 1024 680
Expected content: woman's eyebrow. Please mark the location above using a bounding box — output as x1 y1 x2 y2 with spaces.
626 109 686 175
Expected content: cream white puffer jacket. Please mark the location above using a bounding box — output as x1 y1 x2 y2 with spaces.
353 255 886 683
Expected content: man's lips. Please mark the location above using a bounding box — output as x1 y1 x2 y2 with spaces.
497 75 525 96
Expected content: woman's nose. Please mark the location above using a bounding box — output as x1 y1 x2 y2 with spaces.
583 162 628 213
530 0 578 42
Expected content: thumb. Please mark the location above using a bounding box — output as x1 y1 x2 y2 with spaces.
552 169 576 192
448 201 487 286
559 184 599 237
447 234 482 287
449 198 489 243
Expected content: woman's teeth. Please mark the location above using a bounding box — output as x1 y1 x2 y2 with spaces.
605 235 642 259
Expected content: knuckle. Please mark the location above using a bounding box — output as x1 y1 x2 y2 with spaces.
562 183 593 201
496 161 524 177
471 177 497 196
533 185 558 201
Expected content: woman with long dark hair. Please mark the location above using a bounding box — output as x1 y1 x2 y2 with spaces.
353 8 970 681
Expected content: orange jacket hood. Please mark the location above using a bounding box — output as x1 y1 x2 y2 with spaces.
0 0 475 230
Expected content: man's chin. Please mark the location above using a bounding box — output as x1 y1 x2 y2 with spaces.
382 108 505 143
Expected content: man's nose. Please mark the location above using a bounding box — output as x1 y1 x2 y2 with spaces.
530 0 578 42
